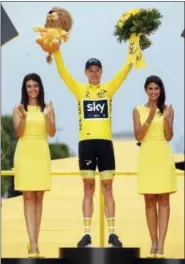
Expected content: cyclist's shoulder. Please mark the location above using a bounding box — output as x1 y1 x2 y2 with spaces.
74 82 86 98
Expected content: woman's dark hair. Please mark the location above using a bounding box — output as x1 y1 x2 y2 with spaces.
144 75 166 114
20 73 46 111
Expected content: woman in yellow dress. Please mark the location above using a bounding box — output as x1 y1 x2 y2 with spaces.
13 73 56 258
133 75 176 258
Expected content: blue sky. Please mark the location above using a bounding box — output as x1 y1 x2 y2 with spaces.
2 2 184 153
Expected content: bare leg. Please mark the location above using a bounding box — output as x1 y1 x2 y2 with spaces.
101 180 115 218
144 194 158 254
101 179 118 240
157 193 170 255
23 191 37 253
83 179 95 218
81 179 95 237
35 191 45 253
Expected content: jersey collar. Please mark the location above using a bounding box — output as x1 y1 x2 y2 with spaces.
88 83 101 89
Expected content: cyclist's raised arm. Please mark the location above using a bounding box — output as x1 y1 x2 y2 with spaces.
106 60 132 97
53 50 82 98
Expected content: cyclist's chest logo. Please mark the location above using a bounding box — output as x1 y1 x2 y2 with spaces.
83 99 108 119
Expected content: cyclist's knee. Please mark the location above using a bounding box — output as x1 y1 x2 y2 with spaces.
101 179 113 197
83 179 95 197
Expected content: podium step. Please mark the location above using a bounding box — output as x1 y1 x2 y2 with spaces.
59 247 140 264
1 257 185 264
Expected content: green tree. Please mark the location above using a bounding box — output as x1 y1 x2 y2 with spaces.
49 143 70 159
1 116 17 197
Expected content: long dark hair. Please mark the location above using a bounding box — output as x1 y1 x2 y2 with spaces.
20 73 46 111
144 75 166 114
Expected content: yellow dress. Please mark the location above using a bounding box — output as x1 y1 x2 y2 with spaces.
14 106 51 191
137 105 177 194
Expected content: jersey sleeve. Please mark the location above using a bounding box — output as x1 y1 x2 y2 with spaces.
53 50 82 99
106 61 132 97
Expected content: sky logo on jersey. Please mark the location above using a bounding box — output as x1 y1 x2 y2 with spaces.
83 99 108 119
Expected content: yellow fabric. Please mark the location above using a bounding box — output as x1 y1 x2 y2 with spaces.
80 170 114 180
80 170 95 179
99 170 115 180
127 33 146 70
84 218 92 234
117 9 140 29
116 9 146 70
14 106 51 191
136 105 177 194
107 218 115 234
54 50 132 141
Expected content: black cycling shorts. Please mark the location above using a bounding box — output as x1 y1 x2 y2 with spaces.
78 139 115 172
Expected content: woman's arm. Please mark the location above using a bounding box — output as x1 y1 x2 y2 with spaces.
163 105 174 141
133 106 156 141
13 105 27 137
43 102 56 137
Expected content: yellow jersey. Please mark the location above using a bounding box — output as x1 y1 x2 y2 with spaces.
54 50 132 141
